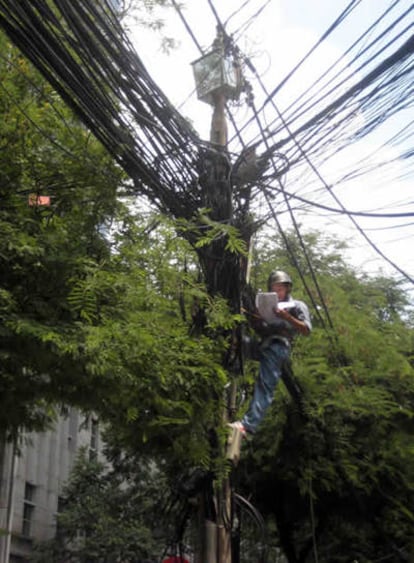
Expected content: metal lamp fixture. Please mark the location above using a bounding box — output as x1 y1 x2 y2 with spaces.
191 30 242 106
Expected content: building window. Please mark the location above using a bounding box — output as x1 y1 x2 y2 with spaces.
55 495 65 538
22 482 36 537
89 419 99 461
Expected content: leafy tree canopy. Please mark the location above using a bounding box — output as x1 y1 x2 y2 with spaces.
31 449 164 562
0 30 126 434
0 30 229 478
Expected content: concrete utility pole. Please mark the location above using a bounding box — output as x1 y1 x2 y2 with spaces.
210 88 231 563
192 28 245 563
210 91 228 146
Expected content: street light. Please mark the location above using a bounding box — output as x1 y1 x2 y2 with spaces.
191 30 242 107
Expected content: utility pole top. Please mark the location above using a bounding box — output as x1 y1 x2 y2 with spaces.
191 29 242 108
191 29 243 146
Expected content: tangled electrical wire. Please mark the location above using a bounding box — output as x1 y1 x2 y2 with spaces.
1 0 412 344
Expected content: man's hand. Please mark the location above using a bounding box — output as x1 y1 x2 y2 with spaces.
274 307 291 321
274 307 310 336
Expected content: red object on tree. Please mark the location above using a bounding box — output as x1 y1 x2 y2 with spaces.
163 557 190 563
28 194 51 206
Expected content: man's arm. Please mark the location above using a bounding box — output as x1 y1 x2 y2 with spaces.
274 307 310 336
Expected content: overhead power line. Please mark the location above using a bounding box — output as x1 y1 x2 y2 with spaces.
1 0 412 289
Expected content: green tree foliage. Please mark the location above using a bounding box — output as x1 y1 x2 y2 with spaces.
80 212 229 471
237 231 414 562
30 449 163 562
0 31 228 471
0 31 127 434
0 25 232 480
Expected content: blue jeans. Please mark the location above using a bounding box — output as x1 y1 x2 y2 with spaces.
242 339 290 433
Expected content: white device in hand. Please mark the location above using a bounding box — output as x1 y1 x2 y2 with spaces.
255 292 295 323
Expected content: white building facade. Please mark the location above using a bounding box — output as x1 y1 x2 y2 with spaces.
0 409 102 562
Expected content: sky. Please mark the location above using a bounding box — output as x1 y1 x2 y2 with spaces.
127 0 413 293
